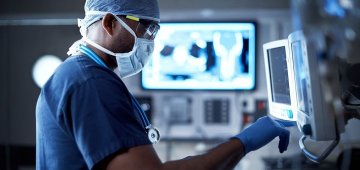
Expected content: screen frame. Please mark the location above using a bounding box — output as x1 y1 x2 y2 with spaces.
263 39 297 121
140 20 257 91
288 31 336 140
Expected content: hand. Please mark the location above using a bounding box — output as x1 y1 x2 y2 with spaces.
233 116 290 154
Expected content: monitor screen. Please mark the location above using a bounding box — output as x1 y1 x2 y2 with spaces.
267 47 291 105
141 22 256 90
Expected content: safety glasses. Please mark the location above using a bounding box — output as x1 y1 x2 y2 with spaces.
125 15 160 40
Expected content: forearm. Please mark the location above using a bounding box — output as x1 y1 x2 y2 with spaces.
161 139 244 170
105 116 289 170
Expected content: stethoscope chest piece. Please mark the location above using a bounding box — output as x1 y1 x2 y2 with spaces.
147 127 160 144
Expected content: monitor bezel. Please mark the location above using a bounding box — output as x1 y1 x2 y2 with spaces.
288 31 336 140
140 20 258 91
263 39 297 121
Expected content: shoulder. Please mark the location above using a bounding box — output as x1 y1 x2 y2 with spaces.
42 55 129 108
45 55 125 92
55 55 116 83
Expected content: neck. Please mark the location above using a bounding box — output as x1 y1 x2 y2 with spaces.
85 43 117 70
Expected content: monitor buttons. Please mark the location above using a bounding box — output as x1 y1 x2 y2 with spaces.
287 110 293 119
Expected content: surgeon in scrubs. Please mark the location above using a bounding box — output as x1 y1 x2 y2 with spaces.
35 0 290 169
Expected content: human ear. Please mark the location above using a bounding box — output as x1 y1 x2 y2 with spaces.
102 13 116 36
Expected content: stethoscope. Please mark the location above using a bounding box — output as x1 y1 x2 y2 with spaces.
79 45 160 144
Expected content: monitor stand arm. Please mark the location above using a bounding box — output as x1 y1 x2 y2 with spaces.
299 135 339 163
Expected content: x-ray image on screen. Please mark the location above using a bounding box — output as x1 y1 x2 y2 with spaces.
268 47 291 104
141 22 256 90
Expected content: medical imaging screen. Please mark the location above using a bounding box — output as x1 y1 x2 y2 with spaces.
292 41 310 115
141 22 256 90
267 47 291 104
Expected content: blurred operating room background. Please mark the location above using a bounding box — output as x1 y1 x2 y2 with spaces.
1 0 359 169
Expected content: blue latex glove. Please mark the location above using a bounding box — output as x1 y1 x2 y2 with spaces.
234 116 290 154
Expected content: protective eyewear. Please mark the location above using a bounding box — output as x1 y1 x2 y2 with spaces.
125 15 160 40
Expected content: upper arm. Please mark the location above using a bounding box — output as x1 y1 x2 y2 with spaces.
66 76 152 169
105 144 163 170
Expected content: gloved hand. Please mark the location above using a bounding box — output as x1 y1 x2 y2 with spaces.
233 116 290 154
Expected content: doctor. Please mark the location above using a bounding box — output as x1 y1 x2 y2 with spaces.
35 0 290 169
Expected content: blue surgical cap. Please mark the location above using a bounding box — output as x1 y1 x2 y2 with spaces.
78 0 160 35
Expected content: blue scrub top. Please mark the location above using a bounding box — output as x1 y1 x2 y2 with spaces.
35 55 151 169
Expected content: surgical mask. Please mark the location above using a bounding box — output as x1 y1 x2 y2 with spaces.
81 13 155 78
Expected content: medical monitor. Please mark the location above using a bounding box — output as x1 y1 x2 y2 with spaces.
141 21 256 90
263 39 297 121
288 31 336 141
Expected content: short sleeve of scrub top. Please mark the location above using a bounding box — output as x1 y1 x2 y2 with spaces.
39 55 151 169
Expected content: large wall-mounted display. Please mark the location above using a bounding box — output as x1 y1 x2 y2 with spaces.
141 21 256 90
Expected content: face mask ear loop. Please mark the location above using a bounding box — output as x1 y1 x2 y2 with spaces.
113 15 137 38
113 15 138 58
82 36 117 56
80 13 136 58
